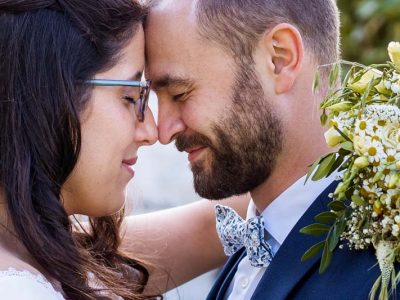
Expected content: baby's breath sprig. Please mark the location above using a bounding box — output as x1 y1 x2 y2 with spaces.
301 41 400 300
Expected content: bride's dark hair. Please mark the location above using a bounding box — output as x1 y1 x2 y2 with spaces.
0 1 160 299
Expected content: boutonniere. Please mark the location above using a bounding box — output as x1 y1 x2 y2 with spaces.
301 41 400 300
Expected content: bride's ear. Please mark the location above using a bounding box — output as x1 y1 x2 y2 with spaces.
260 23 304 95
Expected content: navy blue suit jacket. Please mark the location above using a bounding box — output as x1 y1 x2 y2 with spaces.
207 182 391 300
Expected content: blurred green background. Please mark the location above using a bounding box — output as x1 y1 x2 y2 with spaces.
338 0 400 64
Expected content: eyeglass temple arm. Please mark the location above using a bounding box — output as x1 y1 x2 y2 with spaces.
86 79 149 87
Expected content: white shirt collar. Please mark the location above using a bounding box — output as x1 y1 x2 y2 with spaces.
247 172 337 245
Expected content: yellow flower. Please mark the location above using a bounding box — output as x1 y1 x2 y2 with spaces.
381 124 399 149
388 174 400 189
324 127 344 147
375 80 391 96
348 69 382 94
354 156 369 169
388 41 400 66
353 135 368 156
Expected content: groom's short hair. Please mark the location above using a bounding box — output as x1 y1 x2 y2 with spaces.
195 0 340 65
147 0 340 65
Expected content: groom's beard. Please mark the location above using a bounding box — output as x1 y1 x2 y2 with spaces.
176 64 283 200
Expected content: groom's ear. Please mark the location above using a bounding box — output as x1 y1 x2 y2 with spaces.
260 23 304 95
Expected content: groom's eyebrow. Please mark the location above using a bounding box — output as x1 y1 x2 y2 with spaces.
152 75 193 91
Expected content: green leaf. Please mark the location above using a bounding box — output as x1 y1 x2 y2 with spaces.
337 213 347 233
343 66 355 88
328 224 340 252
338 147 352 157
319 242 333 274
328 215 347 253
305 158 322 184
328 200 346 211
328 233 338 252
312 153 336 181
352 68 367 84
338 157 352 172
320 112 328 126
300 223 330 236
306 153 334 184
301 240 325 262
327 154 345 177
329 63 340 87
340 141 354 152
315 212 337 224
312 70 321 93
360 76 375 111
345 188 354 202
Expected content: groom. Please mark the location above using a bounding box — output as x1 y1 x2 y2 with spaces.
145 0 388 299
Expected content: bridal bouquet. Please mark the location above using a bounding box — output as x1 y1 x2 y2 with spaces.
301 42 400 300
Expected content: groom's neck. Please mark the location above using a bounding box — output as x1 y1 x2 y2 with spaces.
250 141 330 213
250 162 306 214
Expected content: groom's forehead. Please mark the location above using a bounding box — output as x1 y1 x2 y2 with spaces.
147 0 197 26
145 1 198 55
145 2 207 82
149 0 196 11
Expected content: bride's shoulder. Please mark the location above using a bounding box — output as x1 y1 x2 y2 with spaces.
0 253 64 300
0 267 64 299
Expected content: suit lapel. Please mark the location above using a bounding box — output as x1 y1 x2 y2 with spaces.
251 181 338 300
207 248 246 300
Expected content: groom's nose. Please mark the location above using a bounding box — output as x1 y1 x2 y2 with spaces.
157 100 186 145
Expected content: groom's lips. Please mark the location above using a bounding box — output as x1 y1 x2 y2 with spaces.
186 146 206 162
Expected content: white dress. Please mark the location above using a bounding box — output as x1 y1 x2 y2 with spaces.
0 268 65 299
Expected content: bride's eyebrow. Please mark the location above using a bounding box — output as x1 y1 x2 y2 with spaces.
125 70 143 81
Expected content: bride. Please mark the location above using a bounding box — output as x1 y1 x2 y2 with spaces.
0 0 247 299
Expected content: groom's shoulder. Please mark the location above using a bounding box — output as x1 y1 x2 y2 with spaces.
283 179 389 299
269 180 383 299
289 246 379 299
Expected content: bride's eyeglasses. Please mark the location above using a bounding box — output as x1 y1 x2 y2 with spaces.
86 79 151 122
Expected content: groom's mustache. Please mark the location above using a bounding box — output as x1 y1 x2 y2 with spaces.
175 132 214 153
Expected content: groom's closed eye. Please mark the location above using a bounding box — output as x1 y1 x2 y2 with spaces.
172 92 189 102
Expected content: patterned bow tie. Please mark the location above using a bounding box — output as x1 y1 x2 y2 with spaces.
215 204 274 268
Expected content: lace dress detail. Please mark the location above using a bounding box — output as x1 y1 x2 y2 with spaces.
0 268 65 299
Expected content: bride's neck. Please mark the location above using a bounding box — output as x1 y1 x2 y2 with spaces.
0 188 58 289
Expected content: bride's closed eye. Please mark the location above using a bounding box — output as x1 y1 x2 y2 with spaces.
122 95 137 105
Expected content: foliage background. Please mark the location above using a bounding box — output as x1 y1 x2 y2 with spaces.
338 0 400 65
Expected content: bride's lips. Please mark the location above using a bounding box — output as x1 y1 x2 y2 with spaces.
186 147 206 162
122 157 138 177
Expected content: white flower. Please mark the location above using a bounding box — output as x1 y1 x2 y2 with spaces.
365 139 385 163
381 125 400 151
391 83 400 94
354 118 374 137
395 215 400 223
384 80 392 89
364 105 400 122
383 149 400 167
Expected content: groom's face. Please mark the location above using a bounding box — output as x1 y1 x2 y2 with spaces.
146 2 283 199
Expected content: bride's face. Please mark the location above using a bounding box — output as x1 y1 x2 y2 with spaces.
61 27 158 217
